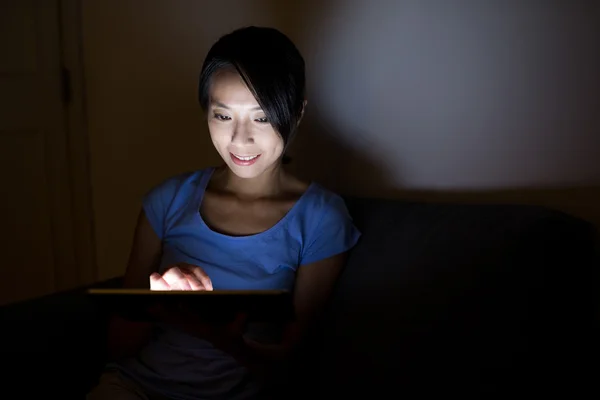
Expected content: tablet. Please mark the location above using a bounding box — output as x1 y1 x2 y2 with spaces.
87 288 295 323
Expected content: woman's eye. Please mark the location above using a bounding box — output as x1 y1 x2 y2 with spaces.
255 117 269 123
214 113 231 121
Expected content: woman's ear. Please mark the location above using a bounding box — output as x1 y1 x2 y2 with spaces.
297 100 308 126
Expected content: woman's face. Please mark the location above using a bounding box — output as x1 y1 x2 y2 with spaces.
207 69 284 179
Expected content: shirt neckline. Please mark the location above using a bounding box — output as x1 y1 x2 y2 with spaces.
194 167 316 241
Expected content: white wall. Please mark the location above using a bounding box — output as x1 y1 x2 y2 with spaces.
296 0 599 189
82 0 600 280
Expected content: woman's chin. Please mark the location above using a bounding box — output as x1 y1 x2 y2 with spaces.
226 163 264 179
224 157 280 179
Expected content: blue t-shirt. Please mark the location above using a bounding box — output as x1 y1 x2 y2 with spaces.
111 167 361 399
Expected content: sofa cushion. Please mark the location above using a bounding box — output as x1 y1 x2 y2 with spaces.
312 198 597 398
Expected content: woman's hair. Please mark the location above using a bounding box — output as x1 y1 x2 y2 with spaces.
198 26 306 157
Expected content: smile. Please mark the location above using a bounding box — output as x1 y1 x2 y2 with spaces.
230 153 261 166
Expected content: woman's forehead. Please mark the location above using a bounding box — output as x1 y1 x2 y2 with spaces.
210 70 261 109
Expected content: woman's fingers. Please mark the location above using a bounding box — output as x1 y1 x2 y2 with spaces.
176 263 213 291
188 267 213 291
186 276 207 291
175 266 208 290
149 272 171 291
151 264 213 291
163 267 192 290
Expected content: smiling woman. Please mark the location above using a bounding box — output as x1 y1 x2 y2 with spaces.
199 38 305 180
87 26 361 400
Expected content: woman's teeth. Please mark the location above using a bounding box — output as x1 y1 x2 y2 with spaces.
235 155 258 161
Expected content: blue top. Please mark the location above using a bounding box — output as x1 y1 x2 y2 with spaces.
110 167 361 399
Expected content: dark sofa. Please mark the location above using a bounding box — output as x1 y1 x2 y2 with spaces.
1 197 597 398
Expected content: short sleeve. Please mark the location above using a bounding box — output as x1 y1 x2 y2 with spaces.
300 195 361 266
142 176 184 240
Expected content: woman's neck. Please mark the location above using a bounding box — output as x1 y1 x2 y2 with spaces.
216 164 285 200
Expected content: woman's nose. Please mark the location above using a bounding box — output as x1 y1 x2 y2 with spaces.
231 122 253 144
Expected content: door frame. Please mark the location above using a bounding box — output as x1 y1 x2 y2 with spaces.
57 0 97 288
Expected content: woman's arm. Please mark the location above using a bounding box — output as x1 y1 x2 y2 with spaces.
106 210 162 361
282 252 347 352
233 252 347 375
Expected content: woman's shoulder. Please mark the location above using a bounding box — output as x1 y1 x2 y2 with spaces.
294 182 361 266
142 168 215 214
284 173 346 208
146 168 213 197
292 181 355 233
303 182 349 213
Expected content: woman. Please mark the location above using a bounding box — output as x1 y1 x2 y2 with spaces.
88 26 361 399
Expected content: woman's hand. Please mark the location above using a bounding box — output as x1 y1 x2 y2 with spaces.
148 264 245 353
149 263 213 291
147 263 213 328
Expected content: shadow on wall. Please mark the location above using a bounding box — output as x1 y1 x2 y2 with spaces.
262 0 401 196
262 0 600 228
288 114 400 197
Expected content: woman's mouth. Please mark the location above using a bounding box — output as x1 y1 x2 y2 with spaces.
230 153 261 166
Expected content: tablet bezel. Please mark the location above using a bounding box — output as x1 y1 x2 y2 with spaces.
87 288 295 323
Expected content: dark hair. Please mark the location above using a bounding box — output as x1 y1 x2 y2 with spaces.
198 26 306 155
